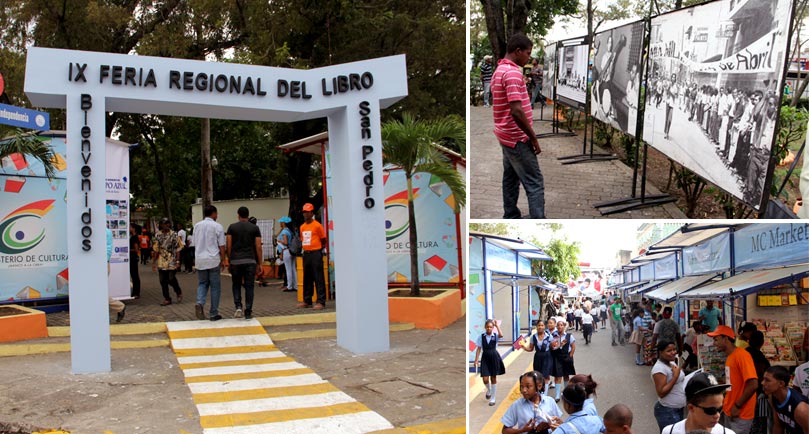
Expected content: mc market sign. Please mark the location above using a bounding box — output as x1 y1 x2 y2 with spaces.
25 47 407 373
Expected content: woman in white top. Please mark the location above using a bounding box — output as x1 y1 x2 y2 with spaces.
581 308 594 345
652 340 686 432
662 372 735 434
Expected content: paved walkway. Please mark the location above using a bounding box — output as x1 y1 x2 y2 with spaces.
167 319 392 433
469 104 687 218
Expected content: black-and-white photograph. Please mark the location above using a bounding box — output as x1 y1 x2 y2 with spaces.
590 21 645 136
556 41 589 108
542 41 557 102
642 0 794 209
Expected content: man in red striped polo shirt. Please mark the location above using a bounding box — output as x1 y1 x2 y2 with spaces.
491 33 545 219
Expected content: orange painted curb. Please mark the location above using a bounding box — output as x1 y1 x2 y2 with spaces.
0 305 48 343
388 288 461 329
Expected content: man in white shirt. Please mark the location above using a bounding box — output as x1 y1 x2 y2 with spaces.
176 223 188 273
193 205 226 321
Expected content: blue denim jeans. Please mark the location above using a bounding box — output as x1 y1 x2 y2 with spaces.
654 402 684 432
196 267 221 317
483 81 491 106
230 263 256 312
501 140 545 219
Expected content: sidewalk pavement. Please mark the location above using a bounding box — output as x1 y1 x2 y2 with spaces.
469 104 687 219
0 263 464 433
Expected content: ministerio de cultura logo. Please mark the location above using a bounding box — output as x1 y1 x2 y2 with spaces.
0 199 56 255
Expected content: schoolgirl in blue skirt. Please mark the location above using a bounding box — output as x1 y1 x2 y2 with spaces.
524 319 554 395
474 319 506 406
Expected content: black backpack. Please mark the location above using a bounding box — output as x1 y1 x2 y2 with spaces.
288 230 302 256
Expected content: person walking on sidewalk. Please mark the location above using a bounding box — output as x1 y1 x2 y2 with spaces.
491 33 545 219
277 216 298 292
475 319 506 407
226 206 263 320
550 319 577 402
610 298 626 346
523 320 554 396
480 55 493 107
152 217 183 306
297 203 327 310
193 205 226 321
581 308 594 344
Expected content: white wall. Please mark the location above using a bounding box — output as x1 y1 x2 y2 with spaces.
191 198 290 232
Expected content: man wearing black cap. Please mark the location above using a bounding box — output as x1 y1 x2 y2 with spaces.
707 325 758 434
226 206 263 320
662 372 734 434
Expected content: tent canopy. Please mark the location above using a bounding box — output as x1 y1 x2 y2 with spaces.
470 232 552 261
643 273 722 303
629 279 672 295
649 224 733 251
630 251 676 264
491 272 555 290
680 264 809 300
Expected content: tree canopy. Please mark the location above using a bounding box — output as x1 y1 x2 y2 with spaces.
0 0 465 223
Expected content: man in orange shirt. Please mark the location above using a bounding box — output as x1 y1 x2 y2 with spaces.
296 203 327 310
707 325 758 434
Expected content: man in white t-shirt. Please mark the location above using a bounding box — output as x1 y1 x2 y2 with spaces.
793 360 809 397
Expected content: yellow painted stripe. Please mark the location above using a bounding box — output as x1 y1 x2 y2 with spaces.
174 345 277 357
192 382 340 404
368 416 466 434
200 401 369 428
111 340 170 349
180 356 294 370
168 326 267 340
269 323 415 342
184 367 314 384
0 340 170 357
257 312 336 326
479 358 533 434
49 322 167 337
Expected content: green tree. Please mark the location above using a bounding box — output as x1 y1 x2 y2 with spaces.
382 114 465 297
0 129 56 180
469 222 512 236
535 238 580 284
479 0 578 60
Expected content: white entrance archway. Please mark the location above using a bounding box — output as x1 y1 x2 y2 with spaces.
25 47 407 373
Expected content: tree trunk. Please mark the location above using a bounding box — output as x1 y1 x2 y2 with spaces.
406 173 420 297
481 0 507 59
201 118 213 209
506 0 531 40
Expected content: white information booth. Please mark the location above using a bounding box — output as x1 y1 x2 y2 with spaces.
25 47 407 373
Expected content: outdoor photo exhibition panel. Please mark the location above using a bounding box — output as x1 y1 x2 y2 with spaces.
542 41 557 102
642 0 794 210
591 21 646 136
556 39 589 111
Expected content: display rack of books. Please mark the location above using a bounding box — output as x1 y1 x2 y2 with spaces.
752 319 799 367
784 322 807 363
696 334 726 383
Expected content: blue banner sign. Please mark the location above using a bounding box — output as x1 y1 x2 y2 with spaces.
683 232 731 275
0 103 50 131
734 223 809 271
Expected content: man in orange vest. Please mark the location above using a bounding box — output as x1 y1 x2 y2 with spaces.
296 203 327 310
138 229 151 265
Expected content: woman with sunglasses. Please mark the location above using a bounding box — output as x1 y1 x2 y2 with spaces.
501 371 563 434
524 320 554 395
662 372 735 434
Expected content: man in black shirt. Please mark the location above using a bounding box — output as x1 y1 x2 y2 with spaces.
226 206 263 320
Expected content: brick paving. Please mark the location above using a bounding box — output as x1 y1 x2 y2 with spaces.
469 104 687 219
45 263 328 326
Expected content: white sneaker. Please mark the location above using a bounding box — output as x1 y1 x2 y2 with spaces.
488 398 496 406
234 308 243 318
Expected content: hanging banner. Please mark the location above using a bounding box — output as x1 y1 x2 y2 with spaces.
734 223 809 271
0 135 130 302
631 267 640 282
468 236 486 363
640 262 654 281
683 232 731 275
105 141 130 299
654 253 678 280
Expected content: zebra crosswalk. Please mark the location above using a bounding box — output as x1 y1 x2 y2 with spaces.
166 318 393 433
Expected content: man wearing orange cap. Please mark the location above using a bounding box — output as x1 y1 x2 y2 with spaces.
707 324 758 434
297 203 327 310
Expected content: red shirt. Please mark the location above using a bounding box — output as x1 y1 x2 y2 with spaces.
492 58 533 147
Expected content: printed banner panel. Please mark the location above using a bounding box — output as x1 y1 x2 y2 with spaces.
654 253 678 280
556 43 589 109
639 262 654 281
734 223 809 270
683 232 731 275
542 42 557 101
0 175 68 301
591 21 646 136
468 268 486 362
384 169 460 284
0 136 130 302
642 0 794 210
